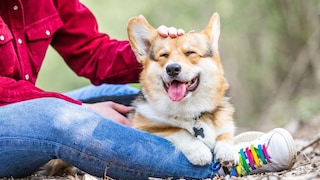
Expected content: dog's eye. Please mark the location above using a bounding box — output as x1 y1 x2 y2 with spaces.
160 53 169 58
185 51 196 56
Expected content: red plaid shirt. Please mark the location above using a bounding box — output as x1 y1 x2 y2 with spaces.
0 0 141 106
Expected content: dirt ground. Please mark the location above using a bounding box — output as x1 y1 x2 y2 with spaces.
2 116 319 180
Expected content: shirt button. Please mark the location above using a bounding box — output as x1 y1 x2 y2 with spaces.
0 35 4 41
45 30 51 36
13 5 19 11
25 74 30 80
17 38 22 44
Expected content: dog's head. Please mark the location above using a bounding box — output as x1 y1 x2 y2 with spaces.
128 13 229 112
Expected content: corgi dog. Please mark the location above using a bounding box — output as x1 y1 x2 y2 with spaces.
42 12 237 176
128 12 238 167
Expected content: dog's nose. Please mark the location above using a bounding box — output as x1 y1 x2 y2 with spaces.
166 63 181 77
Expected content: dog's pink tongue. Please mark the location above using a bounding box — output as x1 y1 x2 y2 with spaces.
168 81 186 102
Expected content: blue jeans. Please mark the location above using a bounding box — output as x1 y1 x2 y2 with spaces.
0 84 217 179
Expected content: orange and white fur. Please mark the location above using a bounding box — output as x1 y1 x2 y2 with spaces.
43 12 237 175
128 12 238 167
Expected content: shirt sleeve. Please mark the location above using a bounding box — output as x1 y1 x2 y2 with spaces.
51 0 142 85
0 76 82 106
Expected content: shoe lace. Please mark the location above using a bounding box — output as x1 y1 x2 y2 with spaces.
231 144 272 176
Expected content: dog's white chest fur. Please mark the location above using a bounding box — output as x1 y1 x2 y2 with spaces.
134 98 237 166
135 103 218 149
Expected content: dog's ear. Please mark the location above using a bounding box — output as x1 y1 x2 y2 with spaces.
127 16 157 63
202 12 220 51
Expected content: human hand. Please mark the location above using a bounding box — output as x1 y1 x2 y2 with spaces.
138 15 185 38
157 25 185 38
83 102 133 126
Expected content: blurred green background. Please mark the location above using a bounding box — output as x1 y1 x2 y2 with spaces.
36 0 320 131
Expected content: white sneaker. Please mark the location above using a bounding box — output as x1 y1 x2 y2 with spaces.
217 128 297 177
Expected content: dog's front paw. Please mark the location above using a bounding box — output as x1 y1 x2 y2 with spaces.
182 141 213 166
214 141 238 167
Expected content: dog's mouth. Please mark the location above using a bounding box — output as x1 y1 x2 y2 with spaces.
163 75 200 102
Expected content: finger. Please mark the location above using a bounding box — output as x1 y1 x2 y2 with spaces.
157 25 169 38
115 115 132 126
105 105 132 126
168 27 178 38
108 111 132 126
177 28 185 36
111 102 134 114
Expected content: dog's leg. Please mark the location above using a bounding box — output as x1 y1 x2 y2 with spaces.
214 134 238 168
212 100 238 168
166 129 212 166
